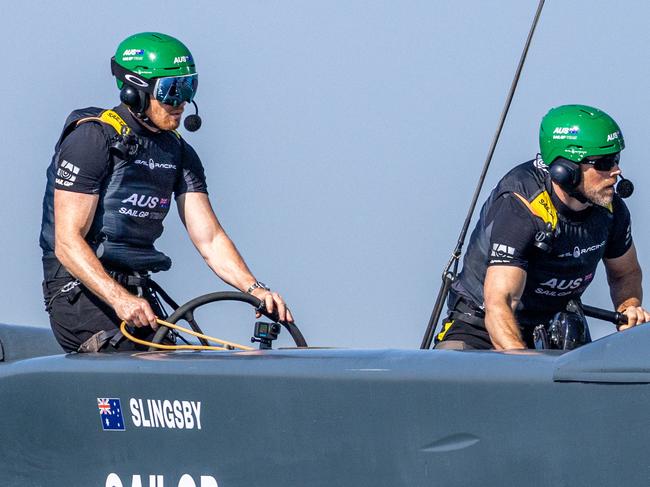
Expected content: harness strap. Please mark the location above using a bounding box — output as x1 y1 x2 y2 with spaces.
512 190 558 229
76 109 131 136
108 271 150 288
75 109 183 148
448 298 486 327
78 328 123 353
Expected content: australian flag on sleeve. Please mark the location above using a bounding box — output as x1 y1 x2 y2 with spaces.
97 398 126 431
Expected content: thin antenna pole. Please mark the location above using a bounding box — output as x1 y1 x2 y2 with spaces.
420 0 546 349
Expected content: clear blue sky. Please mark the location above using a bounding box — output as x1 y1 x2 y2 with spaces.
1 0 647 348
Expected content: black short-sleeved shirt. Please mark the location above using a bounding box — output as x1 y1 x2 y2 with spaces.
451 159 633 325
40 105 208 271
488 191 631 322
488 192 630 269
55 118 207 196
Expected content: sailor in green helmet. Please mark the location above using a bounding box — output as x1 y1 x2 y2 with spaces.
40 33 293 352
434 104 649 351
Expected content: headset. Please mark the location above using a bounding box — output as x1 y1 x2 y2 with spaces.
119 85 149 116
549 158 581 191
549 157 634 199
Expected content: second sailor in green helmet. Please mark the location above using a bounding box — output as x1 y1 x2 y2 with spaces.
40 32 294 353
434 104 649 351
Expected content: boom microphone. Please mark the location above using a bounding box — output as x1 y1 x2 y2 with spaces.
616 176 634 199
184 100 202 132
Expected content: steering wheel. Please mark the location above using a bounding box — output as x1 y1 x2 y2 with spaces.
149 291 307 351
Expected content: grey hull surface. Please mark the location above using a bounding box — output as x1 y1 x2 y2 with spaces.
1 323 650 487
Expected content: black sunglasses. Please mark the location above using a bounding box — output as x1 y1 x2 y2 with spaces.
581 153 620 171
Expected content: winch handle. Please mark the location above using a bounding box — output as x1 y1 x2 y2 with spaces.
581 304 628 326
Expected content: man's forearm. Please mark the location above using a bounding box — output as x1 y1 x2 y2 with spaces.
603 247 649 329
55 235 128 307
199 233 257 292
485 304 526 350
483 266 527 350
608 266 643 312
180 192 293 322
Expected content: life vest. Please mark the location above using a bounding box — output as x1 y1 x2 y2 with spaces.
449 157 616 321
40 106 185 272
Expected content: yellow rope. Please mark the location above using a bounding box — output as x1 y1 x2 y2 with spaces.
120 318 254 351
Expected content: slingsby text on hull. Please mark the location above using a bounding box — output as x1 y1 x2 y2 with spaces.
130 398 202 430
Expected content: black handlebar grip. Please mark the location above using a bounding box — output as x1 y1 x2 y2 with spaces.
581 304 628 326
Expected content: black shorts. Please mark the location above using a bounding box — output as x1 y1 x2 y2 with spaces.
434 315 493 350
434 314 538 350
42 260 165 353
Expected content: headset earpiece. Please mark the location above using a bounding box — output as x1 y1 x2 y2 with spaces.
119 86 149 115
549 158 581 189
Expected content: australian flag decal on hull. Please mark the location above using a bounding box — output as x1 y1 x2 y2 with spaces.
97 398 126 431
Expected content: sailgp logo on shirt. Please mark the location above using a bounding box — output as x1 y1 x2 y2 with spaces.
533 156 548 171
134 158 177 170
489 243 515 264
55 160 80 187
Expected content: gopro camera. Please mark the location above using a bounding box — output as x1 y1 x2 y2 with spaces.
251 321 281 350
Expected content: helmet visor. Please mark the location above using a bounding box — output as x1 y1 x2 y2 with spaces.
153 74 198 106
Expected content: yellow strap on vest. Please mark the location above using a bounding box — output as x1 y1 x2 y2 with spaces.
75 110 183 141
75 109 131 136
99 109 130 135
513 190 558 229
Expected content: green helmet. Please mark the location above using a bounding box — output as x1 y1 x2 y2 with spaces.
111 32 196 90
539 104 624 165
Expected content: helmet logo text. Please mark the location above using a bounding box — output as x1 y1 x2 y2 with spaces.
552 126 579 141
553 126 579 135
174 56 190 64
606 131 620 142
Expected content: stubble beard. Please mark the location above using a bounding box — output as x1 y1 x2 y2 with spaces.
158 116 180 131
581 185 614 208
